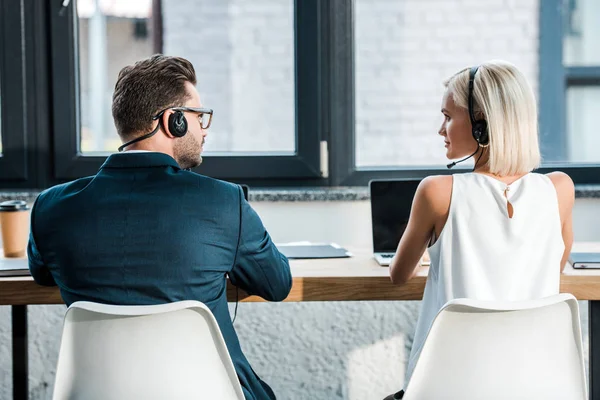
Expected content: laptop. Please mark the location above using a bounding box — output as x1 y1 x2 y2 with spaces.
370 179 421 266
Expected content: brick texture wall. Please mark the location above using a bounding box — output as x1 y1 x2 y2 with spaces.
355 0 539 166
163 0 296 153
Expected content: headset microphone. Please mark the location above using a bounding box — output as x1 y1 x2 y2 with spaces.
447 147 479 169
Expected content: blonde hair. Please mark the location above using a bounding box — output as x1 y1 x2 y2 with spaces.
444 60 540 176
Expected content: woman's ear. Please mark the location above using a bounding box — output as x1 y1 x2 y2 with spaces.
472 108 486 122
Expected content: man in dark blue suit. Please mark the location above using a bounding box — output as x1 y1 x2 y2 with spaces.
27 55 292 400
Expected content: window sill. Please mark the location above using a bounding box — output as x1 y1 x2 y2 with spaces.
3 185 600 203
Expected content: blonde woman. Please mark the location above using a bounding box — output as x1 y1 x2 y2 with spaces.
385 61 574 400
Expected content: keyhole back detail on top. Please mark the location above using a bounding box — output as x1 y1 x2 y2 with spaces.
504 186 514 219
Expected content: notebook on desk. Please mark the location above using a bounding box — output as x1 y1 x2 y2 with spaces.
0 256 30 277
370 179 422 266
277 242 351 259
570 253 600 269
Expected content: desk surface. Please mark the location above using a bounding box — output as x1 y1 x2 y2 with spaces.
1 243 600 305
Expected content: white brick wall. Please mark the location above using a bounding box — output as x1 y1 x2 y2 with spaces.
355 0 539 166
163 1 236 150
163 0 295 153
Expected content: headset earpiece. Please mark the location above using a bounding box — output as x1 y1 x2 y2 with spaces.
473 120 489 146
468 66 489 146
168 110 188 137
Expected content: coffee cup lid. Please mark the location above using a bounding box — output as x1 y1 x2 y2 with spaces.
0 200 29 211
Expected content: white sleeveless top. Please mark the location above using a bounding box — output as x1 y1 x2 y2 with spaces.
404 172 564 386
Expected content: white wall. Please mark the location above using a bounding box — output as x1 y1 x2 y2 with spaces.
162 0 296 153
354 0 539 167
0 197 596 400
254 197 600 245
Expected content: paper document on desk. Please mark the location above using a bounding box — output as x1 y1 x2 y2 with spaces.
275 242 352 259
569 252 600 269
0 257 30 277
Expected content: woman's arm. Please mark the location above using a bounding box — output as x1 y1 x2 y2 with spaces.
389 176 452 284
546 172 575 272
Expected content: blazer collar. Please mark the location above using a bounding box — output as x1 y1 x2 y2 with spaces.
100 152 181 170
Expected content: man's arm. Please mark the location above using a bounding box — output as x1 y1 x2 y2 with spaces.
228 187 292 301
27 198 56 286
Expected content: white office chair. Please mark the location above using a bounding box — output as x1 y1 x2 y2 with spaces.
404 293 587 400
52 300 245 400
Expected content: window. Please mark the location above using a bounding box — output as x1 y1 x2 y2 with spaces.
567 86 600 162
327 0 600 185
78 0 296 155
50 0 322 184
563 0 600 66
539 0 600 176
563 0 600 163
2 0 600 189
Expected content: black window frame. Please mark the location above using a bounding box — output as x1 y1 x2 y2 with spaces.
0 0 50 190
0 0 29 185
48 0 325 187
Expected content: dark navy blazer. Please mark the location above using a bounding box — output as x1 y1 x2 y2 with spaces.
28 152 292 400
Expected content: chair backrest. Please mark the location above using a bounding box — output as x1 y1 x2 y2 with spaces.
52 300 245 400
404 293 587 400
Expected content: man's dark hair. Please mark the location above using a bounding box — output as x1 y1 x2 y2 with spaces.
112 54 197 139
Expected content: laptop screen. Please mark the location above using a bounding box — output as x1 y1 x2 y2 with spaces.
370 179 421 253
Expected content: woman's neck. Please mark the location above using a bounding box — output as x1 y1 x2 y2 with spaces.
472 146 489 171
471 148 529 182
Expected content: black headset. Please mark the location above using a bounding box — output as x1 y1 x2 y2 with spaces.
168 110 188 138
468 66 489 146
118 108 188 152
446 66 489 169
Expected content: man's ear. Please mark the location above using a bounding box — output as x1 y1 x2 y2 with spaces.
161 109 174 138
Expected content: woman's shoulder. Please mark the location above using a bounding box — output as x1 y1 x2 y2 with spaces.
546 171 575 191
417 175 453 216
544 171 575 196
419 175 453 193
544 172 575 216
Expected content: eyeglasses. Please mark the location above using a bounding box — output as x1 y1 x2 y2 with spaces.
153 107 214 130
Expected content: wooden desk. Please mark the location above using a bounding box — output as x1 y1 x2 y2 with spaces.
0 249 420 305
2 244 600 400
3 246 600 304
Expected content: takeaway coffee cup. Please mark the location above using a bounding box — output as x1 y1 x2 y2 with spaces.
0 200 30 258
